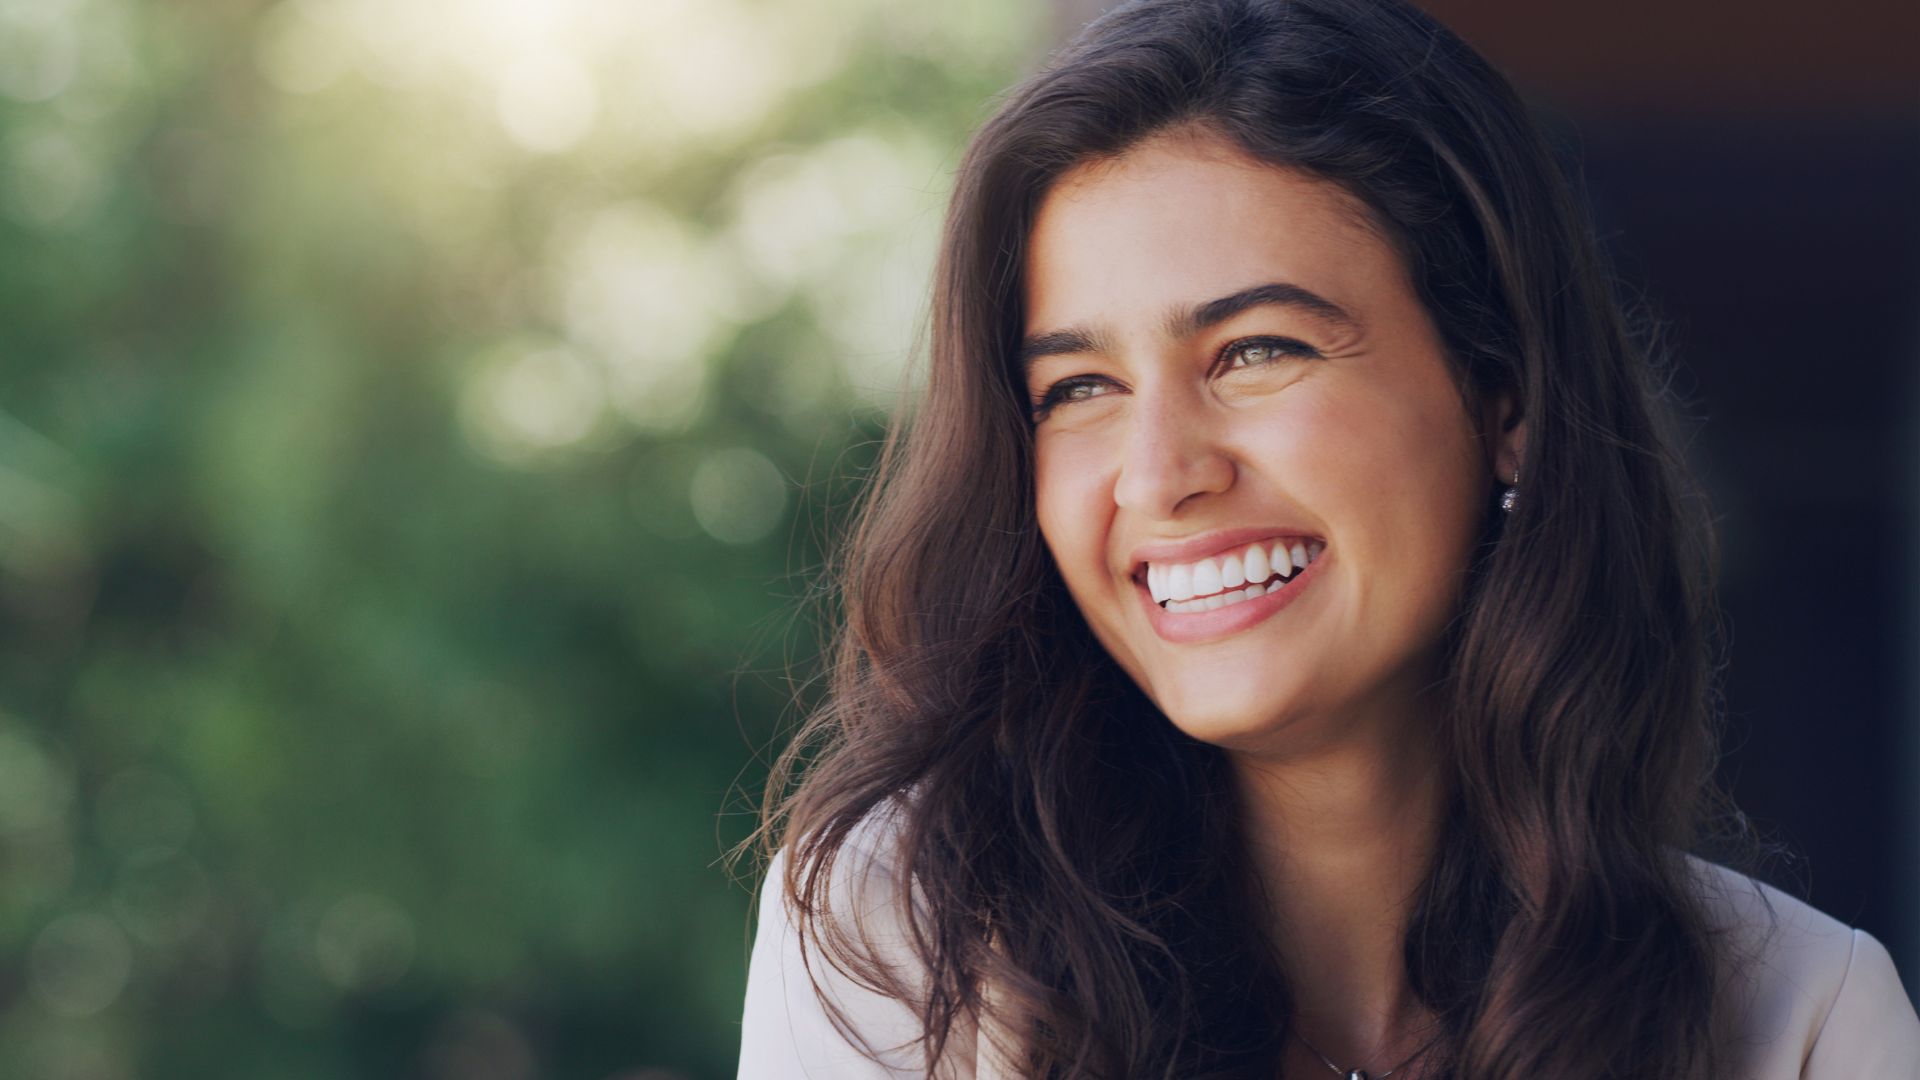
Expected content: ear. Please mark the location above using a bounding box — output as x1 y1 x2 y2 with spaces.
1480 388 1527 485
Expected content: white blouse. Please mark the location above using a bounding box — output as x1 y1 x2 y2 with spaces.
738 818 1920 1078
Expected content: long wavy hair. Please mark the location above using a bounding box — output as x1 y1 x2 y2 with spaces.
750 0 1772 1076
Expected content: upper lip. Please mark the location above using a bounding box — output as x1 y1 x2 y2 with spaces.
1127 525 1324 578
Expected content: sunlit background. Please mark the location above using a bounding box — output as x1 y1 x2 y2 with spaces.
0 0 1047 1075
0 0 1913 1076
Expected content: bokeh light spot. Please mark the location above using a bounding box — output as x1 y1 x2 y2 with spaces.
255 2 355 95
0 720 75 833
315 891 415 991
643 0 788 141
689 447 787 546
497 50 598 154
551 201 733 433
2 127 106 228
30 911 134 1018
0 3 77 103
459 344 607 467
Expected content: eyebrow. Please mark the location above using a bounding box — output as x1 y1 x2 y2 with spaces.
1017 281 1360 375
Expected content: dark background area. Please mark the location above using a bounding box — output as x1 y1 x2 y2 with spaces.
1417 0 1920 1004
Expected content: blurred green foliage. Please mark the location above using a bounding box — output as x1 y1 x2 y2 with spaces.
0 0 1043 1076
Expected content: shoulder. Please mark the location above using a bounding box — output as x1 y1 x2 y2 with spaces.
1682 853 1920 1078
738 802 978 1079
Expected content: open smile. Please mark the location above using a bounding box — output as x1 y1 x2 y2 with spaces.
1135 538 1328 645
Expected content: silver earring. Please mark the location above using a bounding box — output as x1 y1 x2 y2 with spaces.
1499 467 1519 513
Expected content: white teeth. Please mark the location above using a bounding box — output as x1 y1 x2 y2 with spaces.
1243 543 1268 584
1163 583 1270 613
1191 559 1222 597
1147 537 1326 613
1219 553 1245 589
1168 563 1194 602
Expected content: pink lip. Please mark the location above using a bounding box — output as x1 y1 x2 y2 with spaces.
1138 544 1329 645
1127 525 1323 577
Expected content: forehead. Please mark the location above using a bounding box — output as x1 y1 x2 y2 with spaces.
1021 132 1399 328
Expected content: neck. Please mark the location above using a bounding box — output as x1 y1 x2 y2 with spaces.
1231 700 1449 1073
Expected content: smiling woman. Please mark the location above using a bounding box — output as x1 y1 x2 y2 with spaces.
1024 147 1505 748
736 1 1920 1078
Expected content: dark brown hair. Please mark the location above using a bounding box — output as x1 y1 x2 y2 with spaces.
751 0 1770 1075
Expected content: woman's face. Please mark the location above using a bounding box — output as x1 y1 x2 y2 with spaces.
1022 129 1521 756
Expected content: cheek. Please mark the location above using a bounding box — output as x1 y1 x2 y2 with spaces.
1317 379 1484 582
1032 435 1110 582
1245 388 1392 517
1271 367 1481 556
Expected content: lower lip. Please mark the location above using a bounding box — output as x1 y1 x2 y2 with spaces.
1139 548 1328 644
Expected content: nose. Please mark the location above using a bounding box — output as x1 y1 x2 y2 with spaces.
1110 383 1236 519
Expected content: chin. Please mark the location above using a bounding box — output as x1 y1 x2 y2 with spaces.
1150 677 1306 751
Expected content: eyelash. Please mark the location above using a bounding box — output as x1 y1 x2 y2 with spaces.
1029 336 1322 420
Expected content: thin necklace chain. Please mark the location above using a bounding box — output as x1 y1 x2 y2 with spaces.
1291 1026 1444 1079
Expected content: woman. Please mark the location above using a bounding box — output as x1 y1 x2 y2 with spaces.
736 0 1920 1076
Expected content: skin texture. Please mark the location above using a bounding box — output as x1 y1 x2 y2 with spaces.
1022 127 1525 1075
